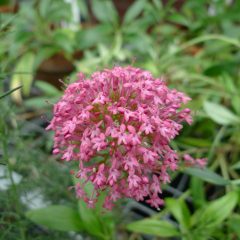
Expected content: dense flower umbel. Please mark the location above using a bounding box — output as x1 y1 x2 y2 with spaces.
47 66 192 210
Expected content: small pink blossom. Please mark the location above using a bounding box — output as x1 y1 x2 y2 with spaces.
183 154 207 168
117 124 128 145
47 66 193 209
196 158 207 167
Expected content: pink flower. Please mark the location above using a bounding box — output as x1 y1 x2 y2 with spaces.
196 158 207 167
146 194 164 210
108 169 120 186
116 124 129 145
47 66 193 210
139 122 154 134
183 154 207 168
92 133 106 151
128 174 141 189
93 164 106 187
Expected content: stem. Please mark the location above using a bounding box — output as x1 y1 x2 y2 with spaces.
219 155 231 192
1 111 26 239
175 35 240 56
208 126 226 163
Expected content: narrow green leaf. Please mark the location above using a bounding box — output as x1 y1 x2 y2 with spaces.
73 177 113 239
127 219 180 237
78 199 104 238
179 137 212 147
77 24 112 50
228 214 240 238
204 101 240 125
168 13 189 26
184 167 230 186
123 0 146 24
10 73 22 103
194 191 238 228
91 0 118 24
231 161 240 170
39 0 50 18
166 198 191 230
12 52 35 96
35 81 61 97
190 177 205 208
178 35 240 53
231 179 240 185
52 29 75 54
26 205 83 232
24 96 59 109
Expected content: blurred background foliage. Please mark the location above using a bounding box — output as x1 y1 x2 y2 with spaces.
0 0 240 239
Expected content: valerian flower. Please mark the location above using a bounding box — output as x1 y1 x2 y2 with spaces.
47 66 194 210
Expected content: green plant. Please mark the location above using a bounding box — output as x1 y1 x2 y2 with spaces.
127 191 239 239
26 179 115 240
1 1 240 239
75 0 158 73
3 0 85 102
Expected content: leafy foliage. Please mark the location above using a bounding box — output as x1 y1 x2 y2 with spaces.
1 0 240 239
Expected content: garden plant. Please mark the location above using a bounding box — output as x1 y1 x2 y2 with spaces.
0 0 240 240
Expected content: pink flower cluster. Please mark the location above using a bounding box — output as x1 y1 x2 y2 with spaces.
47 66 192 210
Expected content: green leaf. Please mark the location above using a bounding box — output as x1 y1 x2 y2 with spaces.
127 219 180 237
78 199 103 237
52 29 75 54
184 167 230 186
73 177 113 239
78 0 89 19
91 0 118 24
39 0 49 18
228 214 240 238
178 137 212 147
35 81 61 97
204 101 240 125
123 0 146 24
168 13 189 27
11 52 35 98
231 161 240 170
26 205 83 232
166 198 191 230
231 179 240 185
24 96 59 109
78 191 113 239
77 24 112 50
193 191 238 228
190 177 205 208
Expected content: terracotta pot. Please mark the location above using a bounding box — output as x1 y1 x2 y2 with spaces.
35 52 82 89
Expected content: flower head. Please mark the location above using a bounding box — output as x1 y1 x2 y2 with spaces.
47 66 192 209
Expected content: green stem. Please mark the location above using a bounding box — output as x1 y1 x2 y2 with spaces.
219 155 231 192
208 126 226 163
2 123 26 239
178 34 240 51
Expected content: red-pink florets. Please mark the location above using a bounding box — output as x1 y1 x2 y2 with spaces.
47 66 192 209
